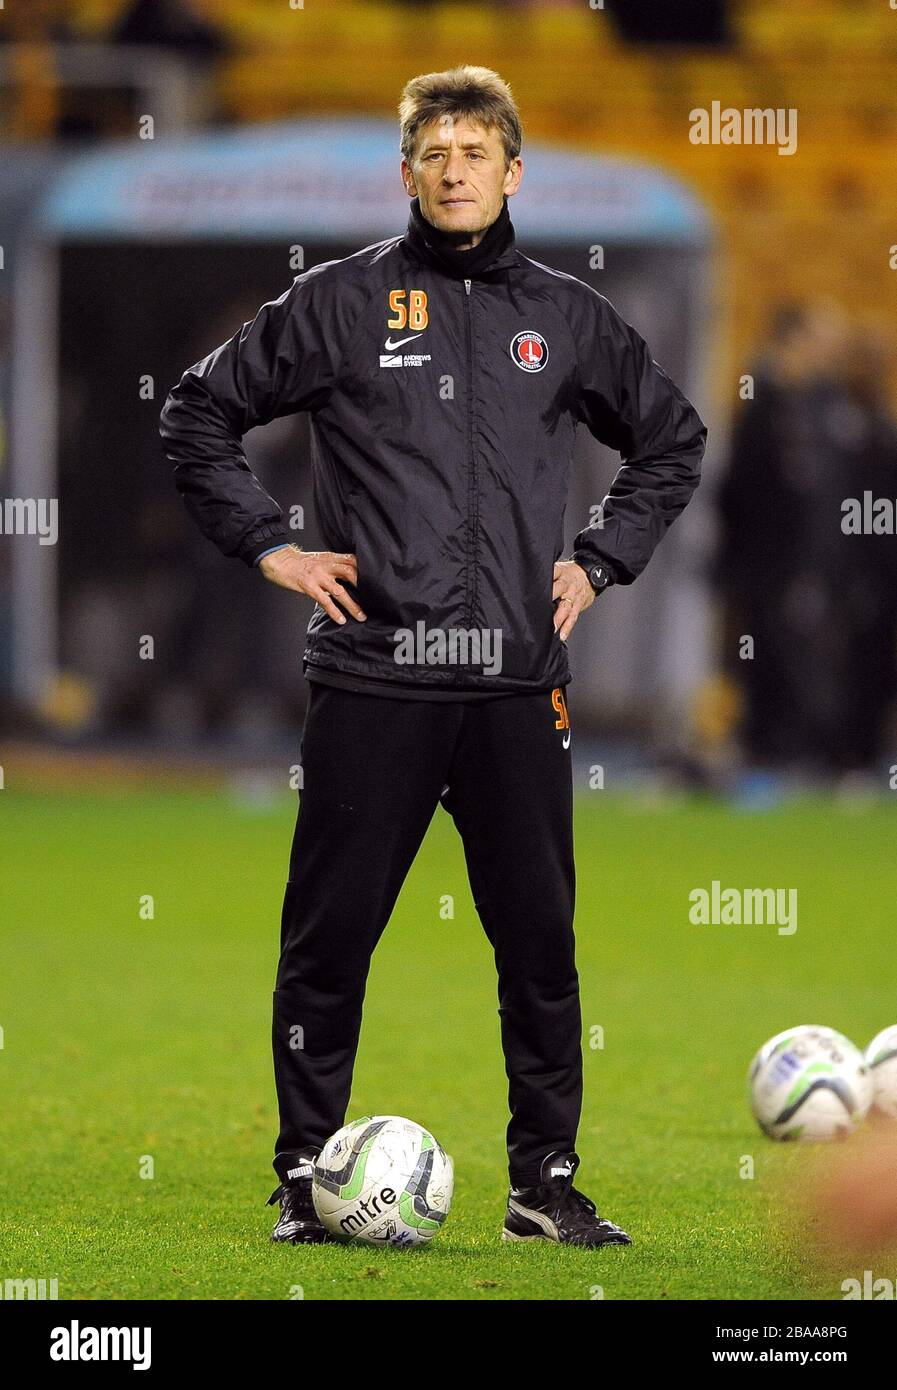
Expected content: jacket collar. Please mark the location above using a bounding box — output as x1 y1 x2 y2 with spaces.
402 196 519 279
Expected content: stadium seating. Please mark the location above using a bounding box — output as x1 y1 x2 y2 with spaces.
13 0 897 393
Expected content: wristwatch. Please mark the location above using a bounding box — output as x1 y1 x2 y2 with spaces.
585 562 614 596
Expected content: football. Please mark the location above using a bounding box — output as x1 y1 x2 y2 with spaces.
312 1115 454 1246
865 1026 897 1119
749 1025 873 1141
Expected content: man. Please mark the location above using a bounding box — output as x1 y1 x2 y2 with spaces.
718 301 850 772
160 65 705 1247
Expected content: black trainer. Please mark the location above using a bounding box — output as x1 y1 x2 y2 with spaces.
503 1151 632 1247
268 1152 329 1244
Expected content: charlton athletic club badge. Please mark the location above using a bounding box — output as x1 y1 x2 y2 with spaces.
510 330 549 373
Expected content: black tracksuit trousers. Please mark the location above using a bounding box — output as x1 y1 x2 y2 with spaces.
272 682 581 1188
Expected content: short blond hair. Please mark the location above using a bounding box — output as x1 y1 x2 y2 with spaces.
399 65 522 165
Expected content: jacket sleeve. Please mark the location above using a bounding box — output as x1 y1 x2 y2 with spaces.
159 268 345 566
570 287 706 585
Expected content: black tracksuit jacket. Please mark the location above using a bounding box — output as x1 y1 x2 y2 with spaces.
160 204 706 697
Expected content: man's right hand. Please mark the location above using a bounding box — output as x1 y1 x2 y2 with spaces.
259 545 367 626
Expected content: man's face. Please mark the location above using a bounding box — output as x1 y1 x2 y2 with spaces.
401 116 522 245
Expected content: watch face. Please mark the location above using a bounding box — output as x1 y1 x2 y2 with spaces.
590 566 608 590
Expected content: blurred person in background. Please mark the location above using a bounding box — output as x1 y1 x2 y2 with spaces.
835 318 897 774
59 285 305 747
609 0 733 47
0 290 11 718
719 301 897 782
112 0 227 64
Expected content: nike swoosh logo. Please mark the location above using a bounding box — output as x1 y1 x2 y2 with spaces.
384 333 423 351
563 730 571 750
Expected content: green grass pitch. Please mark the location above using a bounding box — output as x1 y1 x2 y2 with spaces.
1 784 894 1300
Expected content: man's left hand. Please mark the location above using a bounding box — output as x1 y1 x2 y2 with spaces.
552 560 595 642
